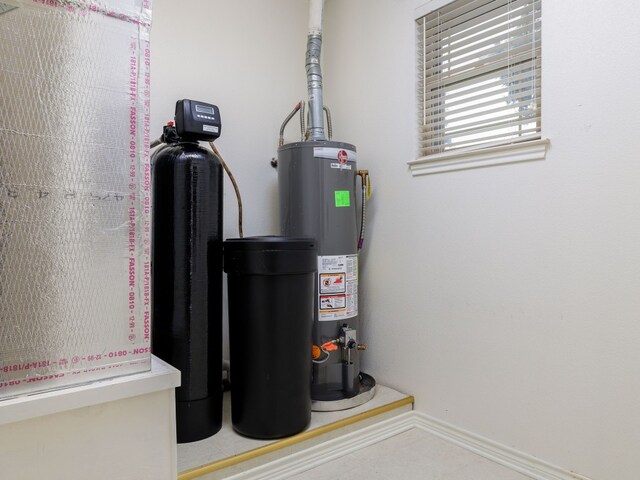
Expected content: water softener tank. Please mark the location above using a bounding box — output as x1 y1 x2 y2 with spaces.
151 100 224 443
224 237 317 439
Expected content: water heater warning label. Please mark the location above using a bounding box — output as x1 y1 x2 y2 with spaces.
318 255 358 321
320 273 346 293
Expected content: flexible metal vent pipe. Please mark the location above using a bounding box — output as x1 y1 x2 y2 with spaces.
306 0 325 141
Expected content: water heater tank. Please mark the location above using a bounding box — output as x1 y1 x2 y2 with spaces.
278 140 372 405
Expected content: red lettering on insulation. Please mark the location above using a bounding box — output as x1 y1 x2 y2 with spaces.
1 360 51 373
127 37 138 336
141 40 152 345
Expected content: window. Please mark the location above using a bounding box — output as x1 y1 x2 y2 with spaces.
412 0 544 173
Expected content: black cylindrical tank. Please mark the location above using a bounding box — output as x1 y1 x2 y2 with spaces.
224 237 317 439
152 142 223 443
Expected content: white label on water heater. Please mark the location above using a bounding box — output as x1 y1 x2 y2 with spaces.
318 254 358 321
330 163 352 170
314 147 357 162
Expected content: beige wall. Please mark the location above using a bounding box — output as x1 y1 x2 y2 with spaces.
322 1 640 479
151 0 309 239
151 1 640 477
150 0 309 358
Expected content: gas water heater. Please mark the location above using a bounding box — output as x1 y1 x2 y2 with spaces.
277 0 375 410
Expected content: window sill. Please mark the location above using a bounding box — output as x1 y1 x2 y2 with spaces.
407 138 550 176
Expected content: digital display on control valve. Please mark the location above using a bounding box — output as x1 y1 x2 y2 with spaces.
195 104 215 115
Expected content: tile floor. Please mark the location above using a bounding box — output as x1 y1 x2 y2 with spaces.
286 427 531 480
178 385 411 474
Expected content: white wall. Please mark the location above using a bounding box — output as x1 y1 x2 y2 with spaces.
323 1 640 479
151 0 309 237
150 0 309 357
150 1 640 477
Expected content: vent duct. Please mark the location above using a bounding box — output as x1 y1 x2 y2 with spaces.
306 0 325 141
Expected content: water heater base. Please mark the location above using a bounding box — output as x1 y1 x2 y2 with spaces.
311 373 376 412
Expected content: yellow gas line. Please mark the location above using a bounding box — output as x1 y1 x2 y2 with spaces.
178 395 415 480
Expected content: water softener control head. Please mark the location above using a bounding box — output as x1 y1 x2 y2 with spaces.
175 99 222 142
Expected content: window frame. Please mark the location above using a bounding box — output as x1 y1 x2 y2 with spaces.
409 0 548 176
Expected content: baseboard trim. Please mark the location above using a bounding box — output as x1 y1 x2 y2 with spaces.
228 411 593 480
225 412 418 480
413 412 592 480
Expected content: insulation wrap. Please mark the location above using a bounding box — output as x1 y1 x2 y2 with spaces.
0 0 153 398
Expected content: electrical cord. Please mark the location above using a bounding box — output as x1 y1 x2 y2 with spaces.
208 142 244 238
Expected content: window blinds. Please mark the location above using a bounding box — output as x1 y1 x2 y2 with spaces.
417 0 541 157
